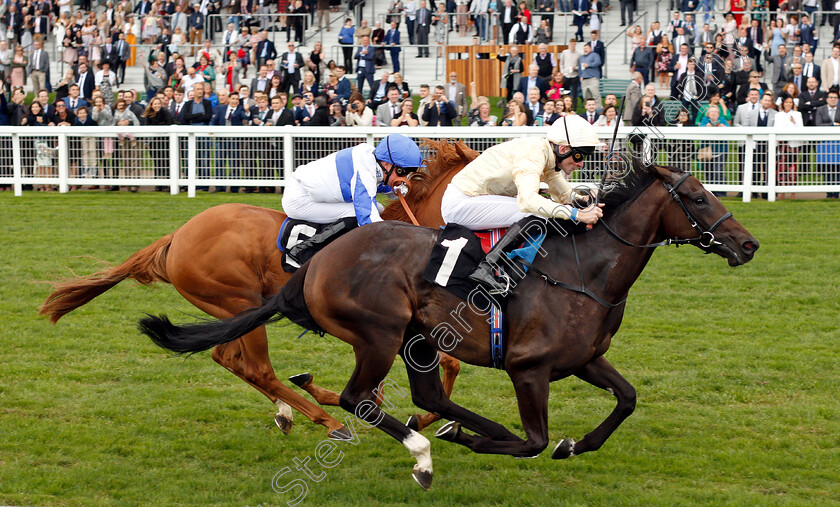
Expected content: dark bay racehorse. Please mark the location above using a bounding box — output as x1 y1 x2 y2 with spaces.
137 159 760 489
39 140 474 438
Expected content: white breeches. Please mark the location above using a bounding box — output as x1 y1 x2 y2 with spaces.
440 184 533 230
281 177 359 224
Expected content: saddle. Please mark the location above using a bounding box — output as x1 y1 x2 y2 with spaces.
422 224 545 300
277 217 358 272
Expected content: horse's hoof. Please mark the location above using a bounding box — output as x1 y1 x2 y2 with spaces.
412 466 433 490
327 425 352 441
288 372 313 387
275 414 293 435
434 421 461 442
406 414 420 431
551 438 576 459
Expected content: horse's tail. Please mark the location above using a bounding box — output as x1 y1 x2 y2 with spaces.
138 261 321 355
39 234 174 324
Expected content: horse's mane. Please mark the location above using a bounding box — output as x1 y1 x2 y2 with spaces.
381 139 478 223
553 157 686 235
598 156 685 214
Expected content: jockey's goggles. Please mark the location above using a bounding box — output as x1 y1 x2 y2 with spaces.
568 146 596 163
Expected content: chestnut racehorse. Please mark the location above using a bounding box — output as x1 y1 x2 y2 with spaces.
137 159 759 489
39 140 477 438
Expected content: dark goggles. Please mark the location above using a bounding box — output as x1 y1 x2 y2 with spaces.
569 145 595 163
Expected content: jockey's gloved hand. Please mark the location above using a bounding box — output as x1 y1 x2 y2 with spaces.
395 183 410 196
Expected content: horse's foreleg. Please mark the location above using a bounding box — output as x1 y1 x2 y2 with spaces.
434 367 551 458
211 327 348 439
553 355 636 459
410 353 460 431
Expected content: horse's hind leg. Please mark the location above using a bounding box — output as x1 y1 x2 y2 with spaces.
209 324 349 439
552 355 636 459
409 353 460 431
288 372 341 406
337 340 435 490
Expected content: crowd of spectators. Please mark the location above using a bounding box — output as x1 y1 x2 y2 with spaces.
0 0 838 197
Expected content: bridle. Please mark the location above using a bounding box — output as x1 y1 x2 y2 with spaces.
529 174 735 309
587 96 734 250
598 172 734 250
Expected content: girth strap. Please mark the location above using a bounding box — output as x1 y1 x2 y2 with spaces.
523 235 628 309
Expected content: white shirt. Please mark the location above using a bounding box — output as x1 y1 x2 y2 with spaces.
832 58 839 85
293 143 383 225
287 50 297 73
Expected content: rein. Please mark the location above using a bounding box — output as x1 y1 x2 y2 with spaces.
391 177 420 226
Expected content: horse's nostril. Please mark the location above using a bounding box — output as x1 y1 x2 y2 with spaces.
742 241 758 253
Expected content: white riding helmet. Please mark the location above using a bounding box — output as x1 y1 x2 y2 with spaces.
546 115 604 166
546 115 604 147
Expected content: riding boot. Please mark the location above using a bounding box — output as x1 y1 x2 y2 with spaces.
286 220 350 265
468 219 530 295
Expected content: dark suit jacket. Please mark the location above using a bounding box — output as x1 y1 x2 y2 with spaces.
171 101 189 124
582 111 601 124
802 62 821 88
75 72 96 100
422 100 458 126
293 105 311 124
415 8 432 34
256 39 278 61
33 16 49 36
307 106 331 126
183 99 214 125
631 97 665 126
279 52 305 81
814 104 840 125
384 28 400 48
799 89 827 125
134 0 153 15
267 108 295 126
354 45 376 75
590 40 605 64
672 70 707 100
524 102 544 125
210 104 249 125
4 12 23 36
516 76 548 98
736 83 769 104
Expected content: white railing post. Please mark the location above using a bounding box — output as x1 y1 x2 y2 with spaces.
169 132 179 195
57 133 69 193
12 133 22 196
187 133 196 198
283 132 294 190
767 134 777 202
743 134 754 203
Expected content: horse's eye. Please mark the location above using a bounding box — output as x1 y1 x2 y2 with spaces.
694 196 707 205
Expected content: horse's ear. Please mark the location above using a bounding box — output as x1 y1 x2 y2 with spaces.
648 161 679 184
454 140 480 163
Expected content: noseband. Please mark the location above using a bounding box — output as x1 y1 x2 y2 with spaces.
663 173 733 248
601 172 734 249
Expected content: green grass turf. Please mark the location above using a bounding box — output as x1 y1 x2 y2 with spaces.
1 191 838 506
